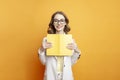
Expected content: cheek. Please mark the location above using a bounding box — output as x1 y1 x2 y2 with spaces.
63 23 66 26
63 22 66 26
61 23 66 27
62 24 66 28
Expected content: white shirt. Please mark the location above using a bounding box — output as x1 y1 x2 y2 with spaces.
38 37 81 80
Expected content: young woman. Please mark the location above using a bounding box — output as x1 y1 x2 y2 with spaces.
38 11 81 80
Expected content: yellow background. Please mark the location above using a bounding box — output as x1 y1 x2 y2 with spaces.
0 0 120 80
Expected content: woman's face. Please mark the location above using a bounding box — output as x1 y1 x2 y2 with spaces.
53 14 66 32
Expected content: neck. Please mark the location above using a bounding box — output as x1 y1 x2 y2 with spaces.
56 31 65 34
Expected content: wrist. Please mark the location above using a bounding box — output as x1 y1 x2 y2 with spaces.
41 45 45 52
74 47 80 53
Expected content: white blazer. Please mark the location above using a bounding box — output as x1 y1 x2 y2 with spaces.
38 37 81 80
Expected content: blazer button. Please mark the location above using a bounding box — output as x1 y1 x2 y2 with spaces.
64 65 65 67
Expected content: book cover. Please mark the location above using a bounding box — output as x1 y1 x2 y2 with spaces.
47 34 73 56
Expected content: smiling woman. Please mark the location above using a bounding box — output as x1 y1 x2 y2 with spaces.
47 11 70 34
0 0 120 80
38 11 81 80
53 14 66 33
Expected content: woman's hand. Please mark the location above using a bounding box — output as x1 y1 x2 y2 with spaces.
42 41 52 49
66 43 77 50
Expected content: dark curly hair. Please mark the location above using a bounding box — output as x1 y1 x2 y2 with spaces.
47 11 71 34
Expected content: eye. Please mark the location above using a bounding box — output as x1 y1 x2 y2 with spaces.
54 19 58 22
60 19 65 22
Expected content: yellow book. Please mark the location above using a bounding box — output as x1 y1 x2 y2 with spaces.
47 34 73 56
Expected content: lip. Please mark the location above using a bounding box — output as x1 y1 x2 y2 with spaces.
56 26 62 29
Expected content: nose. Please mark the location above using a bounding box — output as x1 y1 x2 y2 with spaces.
58 21 61 24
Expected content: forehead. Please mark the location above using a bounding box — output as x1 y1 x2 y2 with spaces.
54 14 65 19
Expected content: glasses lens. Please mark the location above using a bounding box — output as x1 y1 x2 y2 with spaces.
54 19 65 23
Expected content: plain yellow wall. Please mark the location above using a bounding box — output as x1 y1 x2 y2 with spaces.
0 0 120 80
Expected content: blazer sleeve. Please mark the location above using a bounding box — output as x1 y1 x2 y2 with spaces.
71 39 81 65
38 37 47 65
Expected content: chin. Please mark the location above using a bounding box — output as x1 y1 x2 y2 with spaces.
56 29 63 31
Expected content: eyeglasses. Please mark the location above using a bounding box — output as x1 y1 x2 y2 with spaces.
53 19 65 24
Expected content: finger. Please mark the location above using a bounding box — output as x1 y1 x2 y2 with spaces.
67 43 73 45
47 42 52 44
48 43 52 47
46 43 52 49
66 45 73 50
